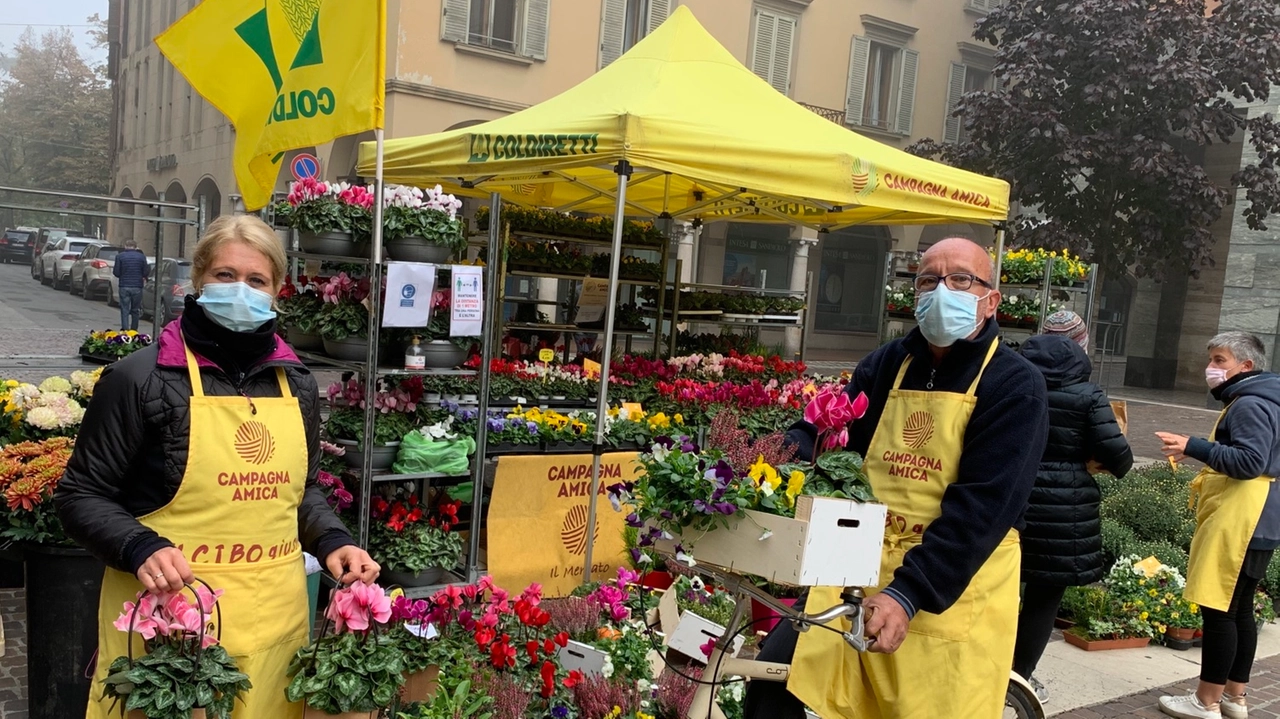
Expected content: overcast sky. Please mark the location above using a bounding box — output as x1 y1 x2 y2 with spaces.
0 0 110 65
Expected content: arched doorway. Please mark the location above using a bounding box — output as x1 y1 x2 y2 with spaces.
136 185 159 253
164 180 188 258
192 176 222 233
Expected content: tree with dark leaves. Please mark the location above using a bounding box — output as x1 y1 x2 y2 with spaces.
908 0 1280 278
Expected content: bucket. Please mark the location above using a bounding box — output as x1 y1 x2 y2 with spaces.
25 544 104 719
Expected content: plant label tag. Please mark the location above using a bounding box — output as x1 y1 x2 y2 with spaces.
538 348 555 363
584 358 601 380
622 402 644 420
1135 556 1164 577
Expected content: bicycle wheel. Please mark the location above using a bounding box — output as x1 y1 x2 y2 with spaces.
1004 679 1044 719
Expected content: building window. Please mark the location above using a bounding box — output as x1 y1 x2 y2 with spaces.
944 51 996 144
845 18 919 136
750 7 797 96
814 229 890 334
623 0 648 51
599 0 669 68
864 42 898 130
442 0 550 61
722 224 792 291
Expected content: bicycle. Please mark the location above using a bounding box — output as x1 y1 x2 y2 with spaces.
677 561 1045 719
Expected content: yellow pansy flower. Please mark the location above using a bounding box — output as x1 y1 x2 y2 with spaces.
1139 611 1149 620
748 456 782 492
785 470 805 507
673 413 684 425
648 413 671 430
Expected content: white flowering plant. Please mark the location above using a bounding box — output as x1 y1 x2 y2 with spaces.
0 377 86 443
381 183 467 252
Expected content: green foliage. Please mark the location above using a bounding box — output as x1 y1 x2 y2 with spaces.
370 521 464 574
326 405 415 447
594 628 653 684
1126 540 1188 575
318 299 370 342
1097 462 1198 568
396 679 493 719
278 292 324 335
101 643 251 719
1100 487 1184 544
285 631 406 714
477 205 666 247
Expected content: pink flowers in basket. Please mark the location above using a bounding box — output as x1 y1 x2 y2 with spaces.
804 385 869 452
113 584 224 648
325 581 393 634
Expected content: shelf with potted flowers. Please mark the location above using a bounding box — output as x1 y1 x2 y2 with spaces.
317 272 373 361
276 179 375 258
382 184 467 264
277 275 326 352
325 377 422 472
367 488 465 587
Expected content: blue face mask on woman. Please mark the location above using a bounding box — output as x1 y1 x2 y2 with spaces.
196 282 277 332
914 284 989 347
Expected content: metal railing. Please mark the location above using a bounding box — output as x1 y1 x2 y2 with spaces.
798 102 846 125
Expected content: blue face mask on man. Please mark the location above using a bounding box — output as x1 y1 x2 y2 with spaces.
196 282 277 333
914 284 990 347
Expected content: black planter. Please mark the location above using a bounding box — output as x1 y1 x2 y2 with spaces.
0 542 24 589
24 544 104 719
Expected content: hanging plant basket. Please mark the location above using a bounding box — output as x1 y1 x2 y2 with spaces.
323 335 369 362
299 231 366 258
385 237 452 264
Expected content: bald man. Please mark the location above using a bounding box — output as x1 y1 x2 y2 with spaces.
746 238 1049 718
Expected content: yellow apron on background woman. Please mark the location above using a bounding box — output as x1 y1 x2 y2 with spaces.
1183 404 1274 612
88 340 310 719
789 341 1021 719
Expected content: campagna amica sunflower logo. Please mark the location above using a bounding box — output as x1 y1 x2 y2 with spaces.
851 158 878 197
234 421 276 465
902 411 935 450
560 504 600 556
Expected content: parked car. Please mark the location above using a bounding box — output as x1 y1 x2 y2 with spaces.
106 257 155 307
39 237 103 289
141 258 193 326
69 245 124 299
0 227 38 264
31 228 74 280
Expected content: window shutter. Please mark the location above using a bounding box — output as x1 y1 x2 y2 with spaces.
599 0 627 68
440 0 470 43
522 0 551 60
646 0 671 35
770 14 795 95
895 48 919 135
943 62 967 144
751 10 778 86
845 36 871 128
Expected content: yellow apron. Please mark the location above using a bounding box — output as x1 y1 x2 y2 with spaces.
789 340 1021 719
88 339 310 719
1183 403 1274 612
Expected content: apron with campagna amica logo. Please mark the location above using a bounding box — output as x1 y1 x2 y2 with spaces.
1184 403 1274 612
789 340 1021 718
87 338 310 719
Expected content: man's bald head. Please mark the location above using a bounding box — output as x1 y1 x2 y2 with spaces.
920 238 995 284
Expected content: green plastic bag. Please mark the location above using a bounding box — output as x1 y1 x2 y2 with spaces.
392 431 476 475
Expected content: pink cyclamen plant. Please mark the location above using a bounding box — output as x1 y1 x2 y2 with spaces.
325 581 393 634
113 584 224 648
803 386 869 453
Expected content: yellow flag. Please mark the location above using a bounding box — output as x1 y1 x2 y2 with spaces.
157 0 385 210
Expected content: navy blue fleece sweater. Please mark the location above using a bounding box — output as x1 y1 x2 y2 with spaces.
786 319 1049 618
1185 371 1280 550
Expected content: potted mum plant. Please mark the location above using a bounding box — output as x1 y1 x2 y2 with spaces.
369 493 465 586
277 179 375 257
317 273 372 361
100 583 250 719
286 581 404 719
278 275 326 352
382 184 466 263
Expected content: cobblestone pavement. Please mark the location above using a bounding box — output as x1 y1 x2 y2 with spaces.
1052 653 1280 718
0 589 27 719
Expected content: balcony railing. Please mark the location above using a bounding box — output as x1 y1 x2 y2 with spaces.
798 102 846 125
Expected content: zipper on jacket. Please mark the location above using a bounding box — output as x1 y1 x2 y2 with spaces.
927 369 936 390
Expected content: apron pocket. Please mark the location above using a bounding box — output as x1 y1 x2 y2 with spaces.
192 554 310 657
907 593 976 642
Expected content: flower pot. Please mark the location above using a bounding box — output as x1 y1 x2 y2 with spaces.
1166 627 1196 641
461 394 479 404
303 708 379 719
402 665 440 703
422 340 469 369
425 392 442 403
486 441 535 456
443 394 461 402
382 566 445 587
385 237 453 264
1053 616 1076 630
639 571 674 590
299 231 366 258
551 395 567 401
24 543 104 719
335 439 400 471
287 329 325 352
323 336 369 362
1062 629 1151 651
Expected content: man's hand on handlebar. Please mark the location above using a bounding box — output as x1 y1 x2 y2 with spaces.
863 593 909 653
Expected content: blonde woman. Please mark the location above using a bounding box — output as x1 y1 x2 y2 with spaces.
57 214 379 719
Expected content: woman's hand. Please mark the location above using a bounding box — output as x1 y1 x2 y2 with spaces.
137 547 195 595
325 545 380 586
1156 432 1190 463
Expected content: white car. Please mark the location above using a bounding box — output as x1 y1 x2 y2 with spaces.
69 244 125 299
106 256 156 307
40 237 103 290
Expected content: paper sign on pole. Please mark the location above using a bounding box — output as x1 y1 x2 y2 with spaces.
576 278 609 324
583 358 602 380
450 265 484 337
382 262 436 327
488 453 641 597
303 259 322 280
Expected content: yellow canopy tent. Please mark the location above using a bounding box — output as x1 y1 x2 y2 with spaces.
356 6 1010 581
357 6 1007 228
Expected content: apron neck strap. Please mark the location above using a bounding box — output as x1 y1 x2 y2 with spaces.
181 333 294 400
1210 401 1233 441
892 339 1000 395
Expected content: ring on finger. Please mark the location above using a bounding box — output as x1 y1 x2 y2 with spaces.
154 572 165 581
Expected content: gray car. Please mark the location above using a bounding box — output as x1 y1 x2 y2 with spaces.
141 259 193 326
39 237 104 290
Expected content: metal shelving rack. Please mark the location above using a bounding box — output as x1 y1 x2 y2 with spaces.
655 277 811 359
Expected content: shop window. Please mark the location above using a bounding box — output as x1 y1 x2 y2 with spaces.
722 224 792 290
599 0 670 68
813 229 889 334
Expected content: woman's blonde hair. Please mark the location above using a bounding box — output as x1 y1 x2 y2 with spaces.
192 215 287 294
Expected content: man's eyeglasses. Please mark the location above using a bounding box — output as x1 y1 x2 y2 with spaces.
913 273 994 293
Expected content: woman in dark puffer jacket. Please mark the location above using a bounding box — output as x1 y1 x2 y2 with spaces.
1014 333 1133 701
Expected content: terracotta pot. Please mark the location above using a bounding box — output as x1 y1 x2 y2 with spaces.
1063 630 1151 651
1166 627 1197 641
402 665 440 703
129 710 206 719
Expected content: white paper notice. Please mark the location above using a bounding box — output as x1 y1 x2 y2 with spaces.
576 278 609 324
450 265 484 337
382 262 436 327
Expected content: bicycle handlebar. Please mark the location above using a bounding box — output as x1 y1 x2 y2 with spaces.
792 590 873 652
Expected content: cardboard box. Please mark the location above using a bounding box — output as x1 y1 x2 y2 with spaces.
656 496 887 587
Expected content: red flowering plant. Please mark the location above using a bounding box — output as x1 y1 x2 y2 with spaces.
367 487 464 579
277 273 325 337
317 271 372 342
275 178 375 239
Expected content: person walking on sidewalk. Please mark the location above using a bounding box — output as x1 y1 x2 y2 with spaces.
1156 331 1280 719
113 239 149 331
1014 333 1133 704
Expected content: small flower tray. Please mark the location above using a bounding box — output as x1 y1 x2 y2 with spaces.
655 496 887 587
556 640 610 676
656 589 745 661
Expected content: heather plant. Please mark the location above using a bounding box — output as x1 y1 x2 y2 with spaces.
571 675 642 719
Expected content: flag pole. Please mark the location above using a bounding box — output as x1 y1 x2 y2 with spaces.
357 128 386 548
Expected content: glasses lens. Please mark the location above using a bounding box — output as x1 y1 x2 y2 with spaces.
945 274 975 291
915 276 939 292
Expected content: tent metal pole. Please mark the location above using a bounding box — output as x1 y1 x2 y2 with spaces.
468 192 503 581
993 225 1006 293
583 161 633 583
357 128 386 549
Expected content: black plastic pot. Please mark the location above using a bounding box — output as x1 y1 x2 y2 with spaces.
0 542 24 588
24 544 103 719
